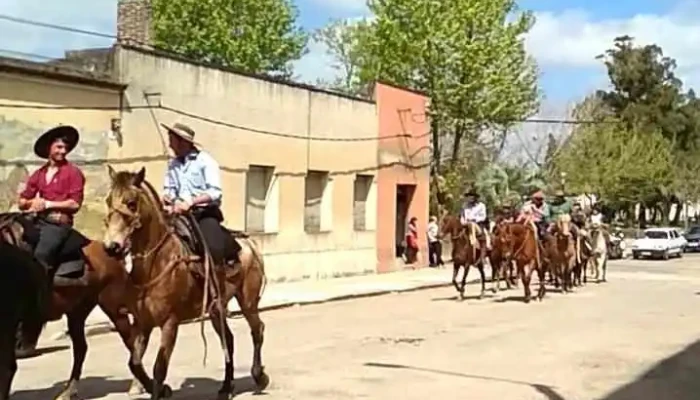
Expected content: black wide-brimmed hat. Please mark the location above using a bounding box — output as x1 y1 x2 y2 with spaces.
33 125 80 159
464 188 479 197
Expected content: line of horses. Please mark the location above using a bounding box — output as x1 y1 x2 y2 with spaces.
0 166 268 400
440 212 609 303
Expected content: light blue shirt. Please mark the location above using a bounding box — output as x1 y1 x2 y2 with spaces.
163 150 222 207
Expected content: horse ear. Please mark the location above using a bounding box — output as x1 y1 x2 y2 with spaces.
107 165 117 181
134 167 146 187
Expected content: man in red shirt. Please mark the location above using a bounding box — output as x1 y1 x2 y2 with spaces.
17 125 85 278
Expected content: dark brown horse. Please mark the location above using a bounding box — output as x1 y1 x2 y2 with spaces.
102 166 268 400
439 214 487 301
0 212 135 400
503 222 546 302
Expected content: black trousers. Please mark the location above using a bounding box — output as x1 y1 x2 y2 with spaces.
34 219 71 272
428 241 443 266
192 206 239 265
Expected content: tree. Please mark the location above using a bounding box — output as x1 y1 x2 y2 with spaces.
350 0 540 172
312 19 369 95
151 0 308 77
553 121 673 211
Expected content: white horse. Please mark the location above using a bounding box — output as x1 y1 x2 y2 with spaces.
588 224 608 282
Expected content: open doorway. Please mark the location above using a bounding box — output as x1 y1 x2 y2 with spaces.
395 184 416 258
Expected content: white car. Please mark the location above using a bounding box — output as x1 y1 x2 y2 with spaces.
631 228 687 260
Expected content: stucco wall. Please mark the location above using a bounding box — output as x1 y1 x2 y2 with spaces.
374 83 431 272
114 46 379 282
0 72 121 237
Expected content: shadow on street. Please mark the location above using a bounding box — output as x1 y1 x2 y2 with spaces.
599 338 700 400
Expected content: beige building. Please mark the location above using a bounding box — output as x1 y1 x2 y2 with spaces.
0 45 381 282
114 45 379 282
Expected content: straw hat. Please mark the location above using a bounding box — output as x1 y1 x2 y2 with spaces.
160 122 200 146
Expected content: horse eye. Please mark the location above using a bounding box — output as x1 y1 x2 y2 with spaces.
126 200 138 212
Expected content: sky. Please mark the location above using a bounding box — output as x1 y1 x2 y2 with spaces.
2 0 700 108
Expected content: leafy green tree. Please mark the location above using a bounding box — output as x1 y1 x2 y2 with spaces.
349 0 540 170
151 0 308 77
312 19 369 95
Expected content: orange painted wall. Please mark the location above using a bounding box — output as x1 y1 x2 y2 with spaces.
374 82 431 273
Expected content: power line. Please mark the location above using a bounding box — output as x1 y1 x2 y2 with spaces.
0 14 116 40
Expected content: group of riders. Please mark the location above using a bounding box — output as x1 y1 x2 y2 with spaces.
459 187 611 254
13 121 237 289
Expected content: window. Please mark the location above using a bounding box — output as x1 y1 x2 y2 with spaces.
245 165 274 233
353 174 373 230
304 170 330 232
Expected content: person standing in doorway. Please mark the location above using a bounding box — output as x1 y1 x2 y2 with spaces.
427 215 443 267
405 216 419 265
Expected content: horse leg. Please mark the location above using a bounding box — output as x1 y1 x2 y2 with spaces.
536 262 546 301
460 265 470 301
491 259 500 294
601 255 608 283
0 323 17 400
209 304 235 400
54 300 96 400
451 263 461 297
152 319 178 400
129 328 162 397
521 262 532 303
236 297 269 392
476 261 487 298
509 261 517 288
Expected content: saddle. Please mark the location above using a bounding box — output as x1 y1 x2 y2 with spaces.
169 214 244 268
14 215 90 279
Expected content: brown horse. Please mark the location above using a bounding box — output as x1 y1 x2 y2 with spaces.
102 166 268 400
439 214 487 301
490 222 516 292
0 212 135 400
545 216 577 293
503 222 546 302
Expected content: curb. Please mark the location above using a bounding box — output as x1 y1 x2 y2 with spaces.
49 280 455 342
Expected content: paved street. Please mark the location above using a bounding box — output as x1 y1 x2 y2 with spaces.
12 255 700 400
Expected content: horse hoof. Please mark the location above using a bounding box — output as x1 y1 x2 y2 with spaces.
216 389 235 400
524 297 531 304
254 370 271 392
160 384 173 399
128 380 146 397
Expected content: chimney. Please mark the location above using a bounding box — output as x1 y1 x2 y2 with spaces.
117 0 152 44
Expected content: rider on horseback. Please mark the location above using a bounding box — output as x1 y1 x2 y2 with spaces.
160 122 241 266
549 190 580 239
460 188 491 250
17 125 86 288
518 190 550 240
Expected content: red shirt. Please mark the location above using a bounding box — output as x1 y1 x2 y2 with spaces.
20 161 85 222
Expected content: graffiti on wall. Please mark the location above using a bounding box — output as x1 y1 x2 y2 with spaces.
0 116 111 237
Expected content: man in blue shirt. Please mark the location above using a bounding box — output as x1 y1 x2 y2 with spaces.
161 122 240 266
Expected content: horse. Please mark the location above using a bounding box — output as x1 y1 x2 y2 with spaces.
571 228 591 287
502 222 546 302
0 241 48 400
439 214 487 301
102 166 269 400
545 215 577 293
0 212 136 400
588 224 608 283
490 222 516 292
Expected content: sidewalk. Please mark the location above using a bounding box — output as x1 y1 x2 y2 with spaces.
44 266 455 341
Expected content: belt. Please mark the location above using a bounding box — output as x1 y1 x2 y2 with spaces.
40 211 72 225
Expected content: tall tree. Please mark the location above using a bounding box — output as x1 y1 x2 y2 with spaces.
151 0 308 77
312 19 369 95
349 0 540 172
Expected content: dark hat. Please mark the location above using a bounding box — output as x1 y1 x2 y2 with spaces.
33 125 79 159
161 122 200 146
464 188 479 197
